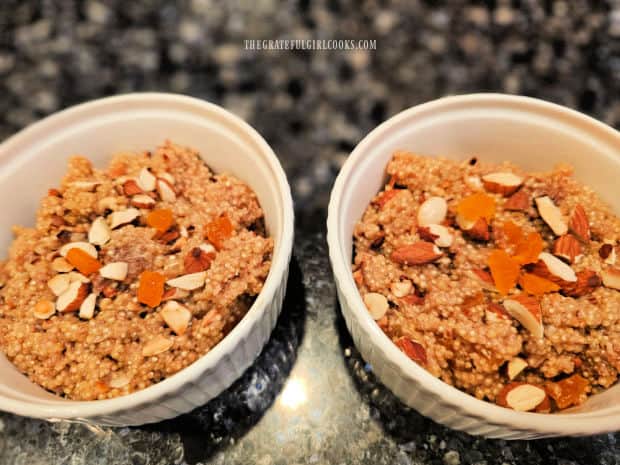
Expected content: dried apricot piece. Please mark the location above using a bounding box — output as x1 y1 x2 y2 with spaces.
501 221 524 247
519 272 560 295
545 374 589 409
488 249 521 295
513 232 544 265
205 214 234 250
456 192 496 222
137 271 165 307
395 337 427 365
146 208 174 233
65 248 102 275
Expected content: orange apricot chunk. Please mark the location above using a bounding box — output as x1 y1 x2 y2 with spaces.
501 221 524 247
488 249 521 295
519 272 560 295
513 232 544 265
146 208 174 233
456 192 496 222
65 248 102 275
205 214 234 250
545 374 589 409
137 271 165 307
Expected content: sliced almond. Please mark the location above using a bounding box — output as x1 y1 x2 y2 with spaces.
553 235 582 264
417 196 447 226
166 271 207 290
481 172 523 196
561 270 601 297
160 301 192 335
52 257 74 273
108 208 140 229
69 180 100 191
537 252 577 282
122 179 143 196
601 268 620 290
142 335 173 357
161 287 190 302
136 167 157 192
157 178 177 202
59 241 98 259
391 242 442 265
569 204 590 242
66 271 91 283
363 292 389 320
535 196 567 236
78 292 97 319
507 357 528 380
503 295 543 339
462 217 490 241
99 262 128 281
108 373 132 389
130 194 156 209
88 217 112 246
419 224 453 248
33 299 56 319
504 190 530 211
504 384 547 411
390 280 413 298
47 274 72 296
56 281 89 313
158 172 175 185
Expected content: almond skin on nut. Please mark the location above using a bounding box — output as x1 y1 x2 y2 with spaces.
184 247 215 273
56 281 89 313
531 252 577 283
496 382 547 411
569 204 591 243
560 270 601 297
122 179 143 196
391 242 442 265
504 190 530 211
463 217 490 242
395 337 428 365
481 172 523 196
553 235 582 264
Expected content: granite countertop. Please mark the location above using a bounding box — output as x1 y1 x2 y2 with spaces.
1 1 620 464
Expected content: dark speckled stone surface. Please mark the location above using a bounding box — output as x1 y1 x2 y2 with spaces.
1 1 620 464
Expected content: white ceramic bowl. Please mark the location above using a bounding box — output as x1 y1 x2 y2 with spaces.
0 93 294 426
327 94 620 439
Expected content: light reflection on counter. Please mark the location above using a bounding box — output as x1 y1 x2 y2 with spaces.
278 377 308 410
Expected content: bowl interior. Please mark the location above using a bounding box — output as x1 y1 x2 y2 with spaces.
0 94 288 407
334 95 620 418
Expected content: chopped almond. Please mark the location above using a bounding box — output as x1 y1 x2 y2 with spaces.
56 281 89 313
166 272 207 291
157 178 177 202
99 262 128 281
137 167 157 192
417 196 448 226
122 179 143 196
481 172 523 196
504 190 530 211
561 270 601 297
535 196 567 236
569 204 590 242
391 242 442 265
160 301 191 335
503 295 543 339
108 208 140 229
88 217 112 246
553 235 582 263
363 292 389 320
142 335 173 357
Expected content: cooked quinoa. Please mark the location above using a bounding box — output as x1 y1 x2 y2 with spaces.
0 141 273 400
353 151 620 412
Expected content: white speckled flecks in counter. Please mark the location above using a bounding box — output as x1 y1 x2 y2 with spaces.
1 1 620 464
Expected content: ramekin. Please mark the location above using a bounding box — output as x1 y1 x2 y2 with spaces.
0 93 294 426
327 94 620 439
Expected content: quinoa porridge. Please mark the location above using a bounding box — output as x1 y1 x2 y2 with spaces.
353 151 620 413
0 141 273 400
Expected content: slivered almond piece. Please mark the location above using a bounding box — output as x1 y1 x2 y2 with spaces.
390 280 413 298
52 257 74 273
503 384 547 411
56 281 89 313
157 178 177 202
504 190 530 211
395 337 427 365
507 357 528 380
67 271 90 283
108 374 132 389
130 194 156 209
561 270 601 297
161 287 190 301
487 302 509 319
363 292 389 320
601 268 620 290
537 252 577 282
142 336 173 357
553 235 582 264
417 197 447 226
418 224 453 248
503 295 543 339
136 167 157 192
48 274 72 296
99 262 128 281
471 269 496 291
69 180 100 191
482 172 523 196
391 242 442 265
160 301 192 335
108 208 140 229
158 172 175 185
88 217 112 246
569 204 590 242
463 217 490 241
535 196 567 236
33 299 56 319
122 179 143 196
166 271 207 290
79 292 97 319
59 241 98 259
